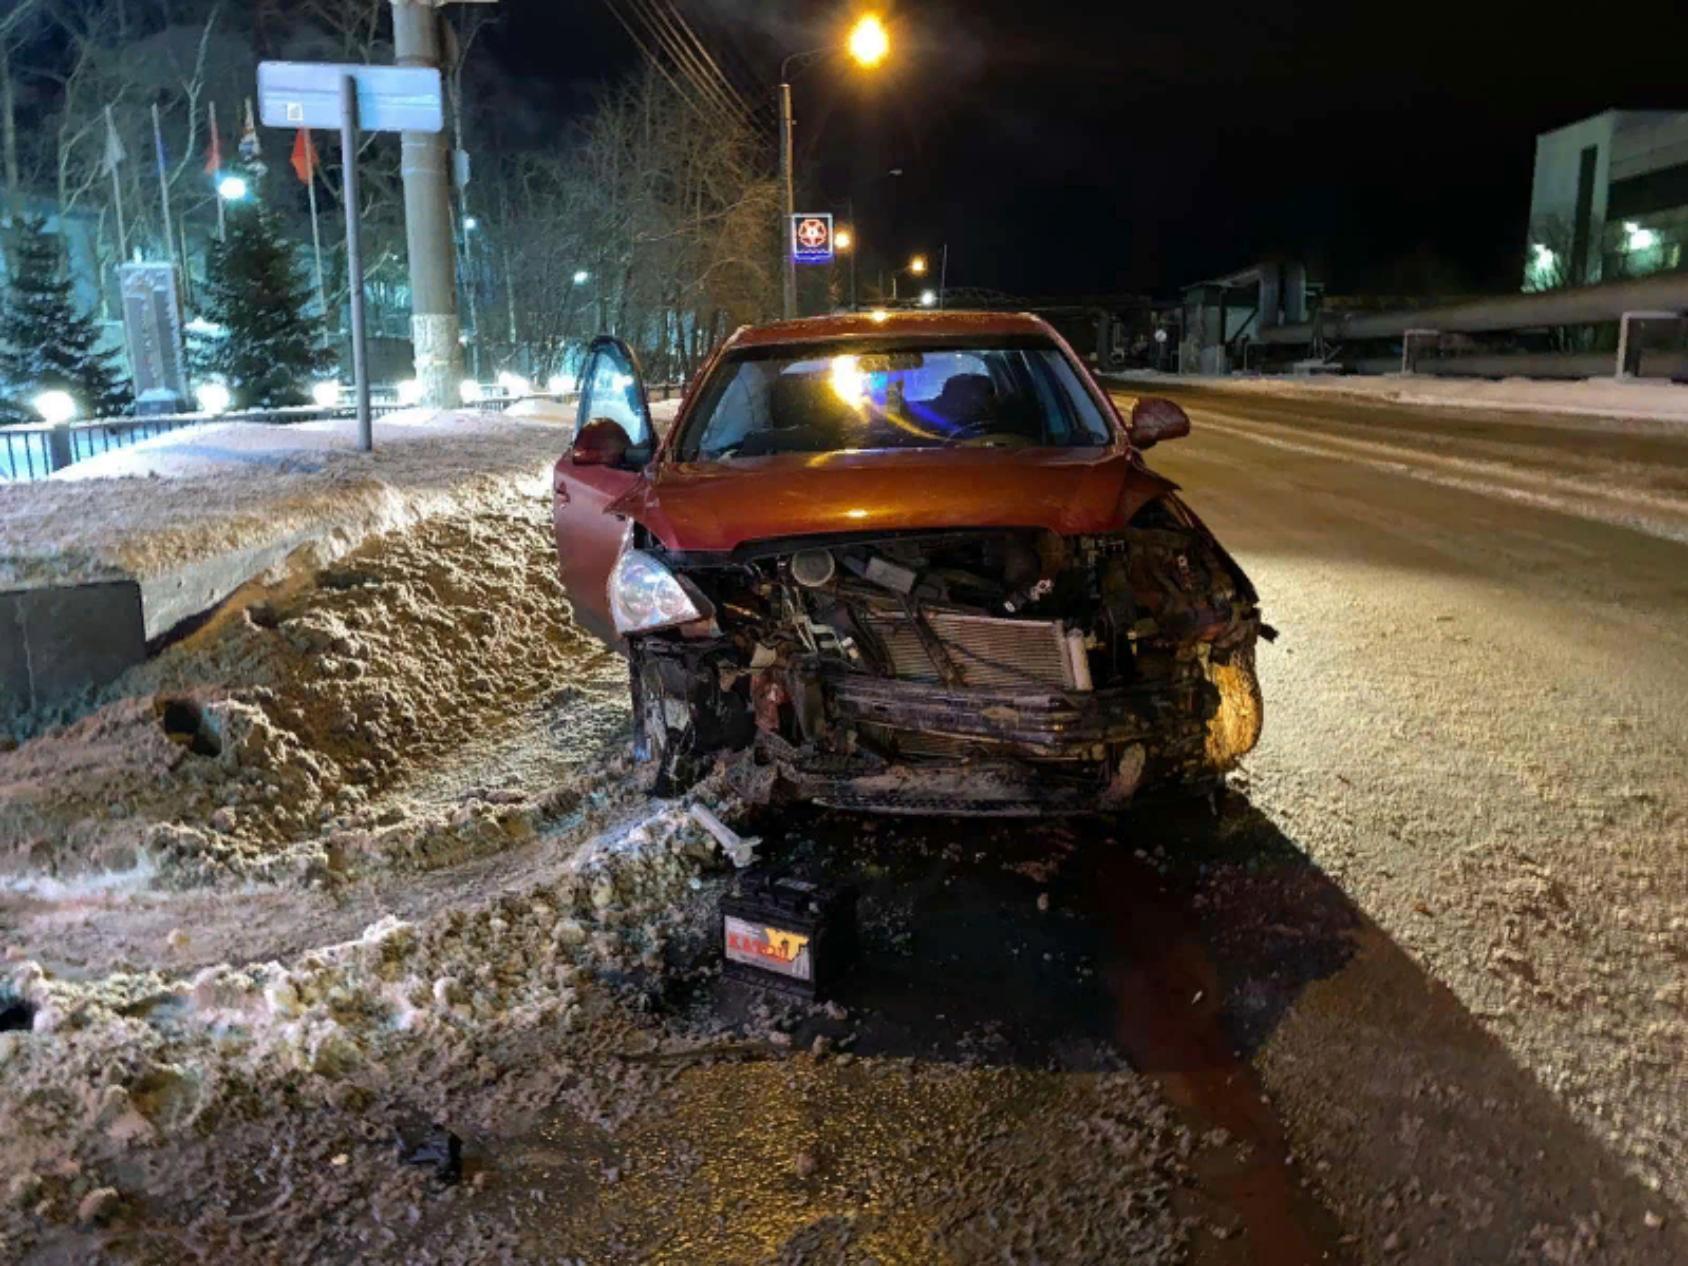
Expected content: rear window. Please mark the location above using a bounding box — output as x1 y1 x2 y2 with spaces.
674 338 1114 462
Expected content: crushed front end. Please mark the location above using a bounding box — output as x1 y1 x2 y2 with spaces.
622 498 1265 815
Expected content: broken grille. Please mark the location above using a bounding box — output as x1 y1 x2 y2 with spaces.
860 611 1090 691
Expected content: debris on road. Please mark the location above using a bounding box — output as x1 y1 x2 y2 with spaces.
688 803 759 867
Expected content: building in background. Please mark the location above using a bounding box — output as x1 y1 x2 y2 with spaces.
1524 110 1688 290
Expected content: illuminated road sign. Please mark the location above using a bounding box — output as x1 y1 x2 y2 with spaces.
791 213 834 264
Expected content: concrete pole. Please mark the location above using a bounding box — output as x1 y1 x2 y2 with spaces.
778 81 796 319
391 0 462 406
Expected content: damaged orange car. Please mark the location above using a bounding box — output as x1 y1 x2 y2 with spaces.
552 310 1266 814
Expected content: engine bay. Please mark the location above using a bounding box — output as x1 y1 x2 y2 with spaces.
624 497 1265 814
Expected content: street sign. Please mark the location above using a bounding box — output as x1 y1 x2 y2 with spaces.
790 213 834 265
257 61 444 134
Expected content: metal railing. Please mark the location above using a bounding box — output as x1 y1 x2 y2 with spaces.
0 389 592 484
0 382 696 484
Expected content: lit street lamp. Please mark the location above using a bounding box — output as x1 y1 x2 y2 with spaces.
918 289 937 308
217 174 248 202
780 14 892 319
908 254 927 276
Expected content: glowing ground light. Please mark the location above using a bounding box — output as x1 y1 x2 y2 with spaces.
195 381 232 414
311 381 341 408
847 14 890 68
573 270 590 284
460 378 483 403
32 390 76 424
498 371 531 396
396 379 424 405
217 175 248 201
919 289 937 307
869 309 889 323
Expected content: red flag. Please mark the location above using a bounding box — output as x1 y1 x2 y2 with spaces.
204 101 223 174
290 128 316 184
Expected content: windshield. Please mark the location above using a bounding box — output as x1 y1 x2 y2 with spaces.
674 339 1114 461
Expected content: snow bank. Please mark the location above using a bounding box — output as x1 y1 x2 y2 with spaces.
0 409 577 641
1109 371 1688 426
48 409 525 482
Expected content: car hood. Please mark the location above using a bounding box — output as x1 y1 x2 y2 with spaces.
607 447 1175 553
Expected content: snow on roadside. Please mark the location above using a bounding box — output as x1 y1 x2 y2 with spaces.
1109 370 1688 427
0 409 570 593
0 491 624 878
0 783 744 1219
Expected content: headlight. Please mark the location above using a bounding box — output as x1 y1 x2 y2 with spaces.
609 549 712 635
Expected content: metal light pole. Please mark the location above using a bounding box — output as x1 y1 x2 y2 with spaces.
776 15 889 322
391 0 461 407
778 76 797 319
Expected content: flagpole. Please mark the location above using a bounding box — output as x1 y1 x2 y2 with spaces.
151 103 175 268
105 104 128 260
304 135 327 318
210 100 225 241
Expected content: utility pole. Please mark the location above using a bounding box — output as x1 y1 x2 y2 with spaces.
391 0 461 406
778 79 796 320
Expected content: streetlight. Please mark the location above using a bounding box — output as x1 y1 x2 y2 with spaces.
216 174 248 202
918 289 937 308
780 14 892 318
908 254 927 276
847 14 890 68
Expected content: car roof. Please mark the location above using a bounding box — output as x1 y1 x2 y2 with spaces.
724 309 1058 349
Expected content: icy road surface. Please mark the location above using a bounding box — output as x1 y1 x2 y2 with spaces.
1 383 1685 1264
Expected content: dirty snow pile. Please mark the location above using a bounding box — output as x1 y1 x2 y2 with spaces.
0 785 744 1235
1110 370 1688 425
0 409 572 598
1 493 629 889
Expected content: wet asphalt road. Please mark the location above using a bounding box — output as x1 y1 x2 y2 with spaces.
427 385 1688 1263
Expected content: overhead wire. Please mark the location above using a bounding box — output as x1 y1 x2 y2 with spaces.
596 0 742 135
628 0 758 134
658 0 771 134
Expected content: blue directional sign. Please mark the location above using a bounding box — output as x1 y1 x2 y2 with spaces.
257 61 444 134
791 213 834 265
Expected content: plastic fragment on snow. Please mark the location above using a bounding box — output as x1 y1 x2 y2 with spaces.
689 804 760 867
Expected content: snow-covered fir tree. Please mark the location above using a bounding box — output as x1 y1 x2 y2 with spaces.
200 193 331 408
0 217 127 423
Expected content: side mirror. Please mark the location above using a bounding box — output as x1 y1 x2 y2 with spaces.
571 417 633 467
1130 396 1191 449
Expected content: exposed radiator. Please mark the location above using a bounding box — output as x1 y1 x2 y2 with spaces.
860 611 1091 691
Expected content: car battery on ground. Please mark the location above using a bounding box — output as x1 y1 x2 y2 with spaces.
720 868 856 999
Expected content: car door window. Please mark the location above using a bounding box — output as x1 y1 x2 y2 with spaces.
576 339 653 446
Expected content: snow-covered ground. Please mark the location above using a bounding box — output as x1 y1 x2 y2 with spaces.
1110 371 1688 425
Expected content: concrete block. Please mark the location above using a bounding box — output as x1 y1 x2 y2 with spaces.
1 581 146 715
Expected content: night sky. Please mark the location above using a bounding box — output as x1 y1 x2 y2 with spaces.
481 0 1688 300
